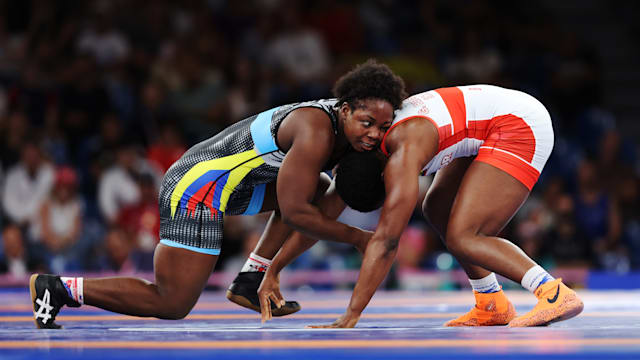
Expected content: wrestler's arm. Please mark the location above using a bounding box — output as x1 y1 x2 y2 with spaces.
310 144 421 327
257 109 371 321
309 119 437 328
275 109 366 244
260 174 373 322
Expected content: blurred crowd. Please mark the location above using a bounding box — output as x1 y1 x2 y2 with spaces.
0 0 638 284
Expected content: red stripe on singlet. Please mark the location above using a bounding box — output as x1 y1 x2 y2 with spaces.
482 114 536 163
186 181 219 219
434 87 466 135
436 119 493 151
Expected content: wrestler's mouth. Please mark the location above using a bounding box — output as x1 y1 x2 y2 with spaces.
360 141 376 151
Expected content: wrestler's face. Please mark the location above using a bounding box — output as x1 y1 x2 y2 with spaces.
340 99 394 152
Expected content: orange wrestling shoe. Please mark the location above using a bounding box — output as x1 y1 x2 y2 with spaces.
444 289 517 327
508 278 584 327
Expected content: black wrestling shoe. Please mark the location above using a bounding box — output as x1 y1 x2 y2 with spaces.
29 274 80 329
226 272 301 316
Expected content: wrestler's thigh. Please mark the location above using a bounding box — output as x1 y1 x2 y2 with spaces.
447 161 530 238
153 243 218 311
423 157 474 237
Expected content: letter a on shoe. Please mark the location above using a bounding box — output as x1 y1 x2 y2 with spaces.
30 274 80 329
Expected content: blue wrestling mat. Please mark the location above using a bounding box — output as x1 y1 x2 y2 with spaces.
1 289 639 359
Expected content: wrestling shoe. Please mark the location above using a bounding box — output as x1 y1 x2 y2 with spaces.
508 278 584 327
29 274 80 329
444 289 516 326
226 272 301 316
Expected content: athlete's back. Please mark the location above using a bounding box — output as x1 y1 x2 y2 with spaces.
161 99 339 217
382 85 553 189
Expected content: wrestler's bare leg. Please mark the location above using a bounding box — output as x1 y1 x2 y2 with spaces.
443 161 534 282
85 243 217 319
422 157 494 279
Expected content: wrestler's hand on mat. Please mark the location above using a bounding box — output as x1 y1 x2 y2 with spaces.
306 311 361 328
258 269 285 323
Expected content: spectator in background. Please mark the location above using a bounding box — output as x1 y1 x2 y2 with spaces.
264 2 331 103
265 5 330 83
238 12 276 63
223 56 266 122
596 130 633 192
146 122 186 174
444 28 504 84
357 0 398 54
116 173 160 271
167 48 227 143
518 177 567 235
104 61 136 130
0 86 6 120
58 55 110 146
40 109 70 166
96 226 136 273
137 81 175 146
0 223 35 277
515 219 544 264
76 10 130 67
76 113 124 220
616 170 640 269
549 32 602 133
30 166 83 273
572 157 625 271
307 3 363 56
396 226 429 271
2 140 54 228
97 142 144 224
7 63 52 128
0 111 30 170
0 14 27 79
541 194 591 268
0 164 3 219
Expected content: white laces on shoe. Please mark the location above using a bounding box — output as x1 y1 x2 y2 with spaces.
34 289 54 324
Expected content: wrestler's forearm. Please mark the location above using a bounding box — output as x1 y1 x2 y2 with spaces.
345 235 398 316
281 182 355 245
272 185 355 273
271 232 318 274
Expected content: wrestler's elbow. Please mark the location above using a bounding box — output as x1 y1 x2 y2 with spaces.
279 206 312 230
280 214 298 228
383 236 400 255
374 226 402 256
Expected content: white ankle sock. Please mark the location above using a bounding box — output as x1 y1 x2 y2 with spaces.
469 273 501 293
240 252 272 273
60 277 84 304
520 265 554 293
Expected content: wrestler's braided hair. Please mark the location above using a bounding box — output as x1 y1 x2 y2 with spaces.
333 59 407 110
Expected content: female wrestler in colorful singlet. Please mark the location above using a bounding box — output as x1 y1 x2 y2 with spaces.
159 99 340 254
29 60 407 328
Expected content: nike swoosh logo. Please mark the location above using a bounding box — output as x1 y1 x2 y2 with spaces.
547 285 560 303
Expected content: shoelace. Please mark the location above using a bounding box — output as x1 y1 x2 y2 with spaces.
34 289 54 324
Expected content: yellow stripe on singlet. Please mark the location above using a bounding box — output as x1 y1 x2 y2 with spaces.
170 149 265 217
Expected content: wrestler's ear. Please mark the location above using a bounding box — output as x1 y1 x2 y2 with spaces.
339 102 352 118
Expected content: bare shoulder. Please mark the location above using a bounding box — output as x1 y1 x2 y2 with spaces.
386 117 437 154
278 107 335 151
